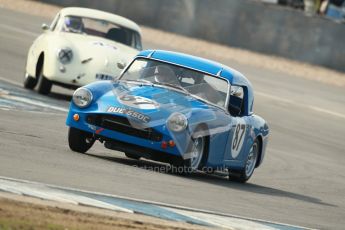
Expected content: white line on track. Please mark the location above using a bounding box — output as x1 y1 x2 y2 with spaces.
0 107 67 116
0 76 22 87
308 105 345 119
0 77 68 113
1 94 68 112
256 91 294 104
0 24 38 37
256 90 345 120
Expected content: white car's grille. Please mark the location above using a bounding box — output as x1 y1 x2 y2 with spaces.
96 74 114 81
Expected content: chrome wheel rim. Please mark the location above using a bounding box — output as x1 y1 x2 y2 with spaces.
245 142 258 177
190 136 205 170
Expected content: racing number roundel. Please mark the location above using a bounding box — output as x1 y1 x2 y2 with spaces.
231 121 246 159
118 94 159 110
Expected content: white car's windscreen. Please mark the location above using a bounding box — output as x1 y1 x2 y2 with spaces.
62 16 142 50
120 59 229 108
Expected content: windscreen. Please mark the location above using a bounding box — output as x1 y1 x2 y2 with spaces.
62 16 142 50
120 59 229 108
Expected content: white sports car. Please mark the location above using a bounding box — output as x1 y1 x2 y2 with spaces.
24 7 142 94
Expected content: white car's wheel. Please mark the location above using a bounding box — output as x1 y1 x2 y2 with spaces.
23 73 37 89
37 64 52 95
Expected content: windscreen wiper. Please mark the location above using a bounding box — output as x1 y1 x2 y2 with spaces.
155 82 190 95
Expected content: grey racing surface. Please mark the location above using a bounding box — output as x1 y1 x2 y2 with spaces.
0 8 344 230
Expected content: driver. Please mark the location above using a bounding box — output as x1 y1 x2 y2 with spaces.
64 16 84 33
181 69 204 84
153 65 177 84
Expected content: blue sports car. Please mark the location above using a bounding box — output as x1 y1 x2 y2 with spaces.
66 50 269 182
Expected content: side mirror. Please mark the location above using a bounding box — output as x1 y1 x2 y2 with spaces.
117 61 126 70
41 23 49 31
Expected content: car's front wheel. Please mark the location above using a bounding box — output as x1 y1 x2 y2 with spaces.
23 73 37 89
228 139 259 183
37 66 52 95
68 127 95 153
185 134 206 171
174 127 209 174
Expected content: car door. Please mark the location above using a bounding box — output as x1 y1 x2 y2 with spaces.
223 86 253 164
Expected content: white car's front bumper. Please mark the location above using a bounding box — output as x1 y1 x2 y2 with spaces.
44 58 122 87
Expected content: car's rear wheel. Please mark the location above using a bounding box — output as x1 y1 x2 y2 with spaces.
37 64 52 95
228 139 259 183
68 127 95 153
23 73 37 89
125 152 141 160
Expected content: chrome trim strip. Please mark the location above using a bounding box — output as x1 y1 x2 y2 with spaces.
81 57 93 64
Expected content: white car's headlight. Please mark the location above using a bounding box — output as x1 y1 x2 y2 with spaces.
57 48 73 64
167 112 188 132
72 88 93 108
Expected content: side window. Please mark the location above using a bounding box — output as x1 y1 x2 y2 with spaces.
135 33 142 50
50 13 60 31
228 86 244 117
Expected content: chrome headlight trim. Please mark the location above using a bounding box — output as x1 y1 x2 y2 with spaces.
167 112 188 132
72 88 93 108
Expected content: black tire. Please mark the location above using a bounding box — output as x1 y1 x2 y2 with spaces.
228 139 260 183
68 127 95 153
37 65 52 95
124 152 141 160
23 73 37 89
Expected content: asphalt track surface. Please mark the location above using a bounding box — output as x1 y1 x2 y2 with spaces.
0 8 344 230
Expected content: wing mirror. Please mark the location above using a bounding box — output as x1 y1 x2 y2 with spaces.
41 23 49 31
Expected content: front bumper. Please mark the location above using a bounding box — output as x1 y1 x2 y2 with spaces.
45 63 120 88
66 109 186 157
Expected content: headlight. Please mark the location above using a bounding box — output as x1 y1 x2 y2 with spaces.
72 88 93 108
57 48 73 64
167 112 188 132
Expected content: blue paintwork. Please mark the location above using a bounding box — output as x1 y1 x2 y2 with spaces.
66 50 269 172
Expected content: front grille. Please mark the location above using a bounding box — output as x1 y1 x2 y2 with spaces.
86 114 163 142
95 74 114 80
